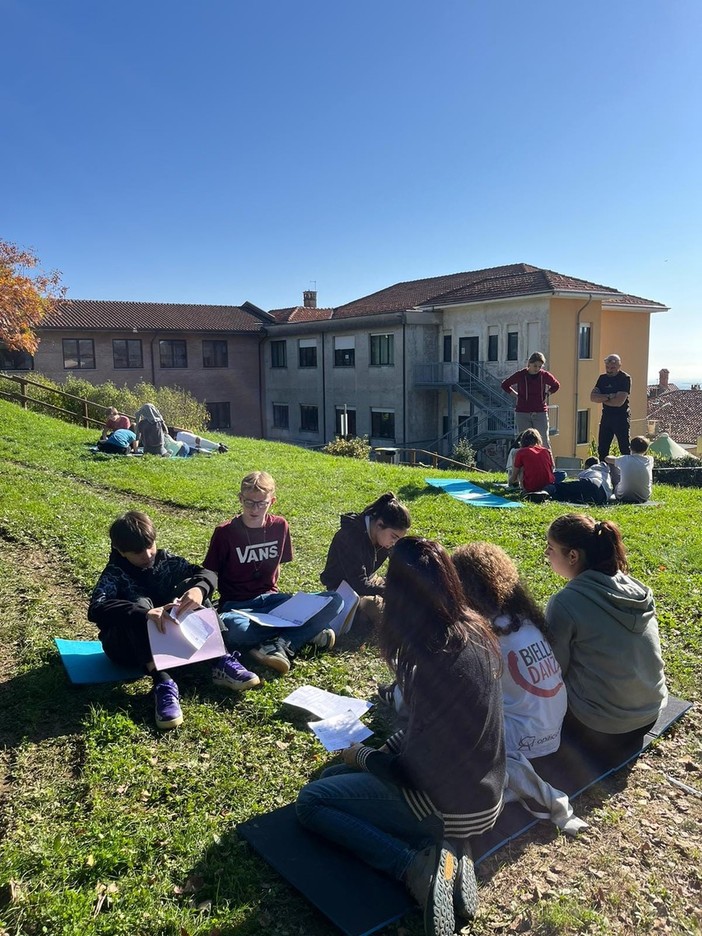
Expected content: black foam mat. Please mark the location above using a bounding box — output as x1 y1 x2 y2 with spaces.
238 696 691 936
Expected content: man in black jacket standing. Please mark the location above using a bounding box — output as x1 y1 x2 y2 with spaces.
590 354 631 461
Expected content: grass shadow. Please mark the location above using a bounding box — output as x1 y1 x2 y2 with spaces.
0 662 146 746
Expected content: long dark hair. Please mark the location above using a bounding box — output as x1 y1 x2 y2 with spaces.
548 513 628 576
381 537 500 695
452 542 548 635
362 491 411 531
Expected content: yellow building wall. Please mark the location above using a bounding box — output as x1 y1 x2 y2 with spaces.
547 297 604 459
598 309 650 442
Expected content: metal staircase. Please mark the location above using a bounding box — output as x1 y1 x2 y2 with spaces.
414 362 516 450
414 361 559 467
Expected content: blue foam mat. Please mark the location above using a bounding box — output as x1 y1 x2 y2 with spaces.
54 638 144 684
238 696 691 936
425 476 523 508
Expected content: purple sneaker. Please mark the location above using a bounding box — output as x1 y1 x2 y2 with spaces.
212 653 261 691
154 678 183 730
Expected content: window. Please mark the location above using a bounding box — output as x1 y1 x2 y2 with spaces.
443 335 452 363
335 406 357 437
371 409 395 440
207 402 231 430
300 404 319 432
159 339 187 368
578 324 592 360
270 340 287 368
334 336 355 367
112 338 143 369
576 409 590 445
272 403 289 429
487 334 498 362
298 339 318 368
507 331 519 361
0 343 33 370
203 339 228 368
370 333 394 366
63 338 95 369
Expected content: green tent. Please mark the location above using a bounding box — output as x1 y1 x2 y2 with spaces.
649 432 698 460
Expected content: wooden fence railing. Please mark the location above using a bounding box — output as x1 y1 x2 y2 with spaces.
0 372 112 429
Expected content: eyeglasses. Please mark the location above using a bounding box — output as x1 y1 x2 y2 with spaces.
240 498 271 510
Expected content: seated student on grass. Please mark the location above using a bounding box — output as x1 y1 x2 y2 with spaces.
544 513 668 769
297 537 505 936
97 426 138 455
550 457 613 505
320 492 411 627
88 511 260 731
204 472 342 675
451 543 585 834
509 428 555 494
135 403 168 456
605 435 653 503
505 433 523 485
100 406 131 440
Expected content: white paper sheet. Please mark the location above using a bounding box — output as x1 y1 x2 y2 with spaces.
282 685 372 720
239 592 333 628
308 710 374 752
148 607 226 670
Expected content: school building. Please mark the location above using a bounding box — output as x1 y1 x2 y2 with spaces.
1 263 667 463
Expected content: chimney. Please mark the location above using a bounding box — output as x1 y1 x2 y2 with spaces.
659 368 669 388
303 290 317 309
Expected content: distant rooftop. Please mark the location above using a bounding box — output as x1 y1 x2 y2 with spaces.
40 299 271 333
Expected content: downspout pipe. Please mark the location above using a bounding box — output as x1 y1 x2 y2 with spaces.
258 332 267 438
321 331 326 443
150 334 158 387
572 294 593 457
402 315 407 448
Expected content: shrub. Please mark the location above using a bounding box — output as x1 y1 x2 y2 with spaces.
651 453 700 468
322 435 371 459
452 437 477 469
1 372 209 432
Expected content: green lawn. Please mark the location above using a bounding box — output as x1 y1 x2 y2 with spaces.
0 400 700 936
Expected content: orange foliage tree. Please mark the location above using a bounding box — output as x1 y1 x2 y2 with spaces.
0 239 66 354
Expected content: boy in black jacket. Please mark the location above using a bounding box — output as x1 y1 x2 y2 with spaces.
88 511 259 730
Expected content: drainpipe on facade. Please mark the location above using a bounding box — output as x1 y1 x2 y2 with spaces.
150 334 158 388
572 295 593 457
321 331 326 443
258 332 267 439
402 316 407 447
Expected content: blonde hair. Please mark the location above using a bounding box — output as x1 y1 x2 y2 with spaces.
240 471 276 496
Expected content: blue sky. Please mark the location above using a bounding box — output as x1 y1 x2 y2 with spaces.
3 0 701 383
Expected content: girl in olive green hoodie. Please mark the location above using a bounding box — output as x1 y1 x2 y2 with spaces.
545 513 667 766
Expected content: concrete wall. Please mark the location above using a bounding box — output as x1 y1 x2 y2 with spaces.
32 330 263 437
263 323 412 447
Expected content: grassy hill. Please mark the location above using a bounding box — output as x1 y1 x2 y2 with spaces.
0 400 700 936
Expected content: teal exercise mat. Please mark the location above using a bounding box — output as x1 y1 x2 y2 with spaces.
54 638 144 684
425 476 523 508
238 696 691 936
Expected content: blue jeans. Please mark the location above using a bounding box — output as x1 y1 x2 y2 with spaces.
220 591 343 652
296 764 442 880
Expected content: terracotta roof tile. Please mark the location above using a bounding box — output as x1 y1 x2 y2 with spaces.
40 299 266 333
269 306 334 324
330 263 667 318
647 389 702 445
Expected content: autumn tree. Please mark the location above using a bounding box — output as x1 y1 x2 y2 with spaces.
0 239 66 355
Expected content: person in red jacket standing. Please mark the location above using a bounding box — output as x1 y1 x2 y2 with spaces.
501 352 560 463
